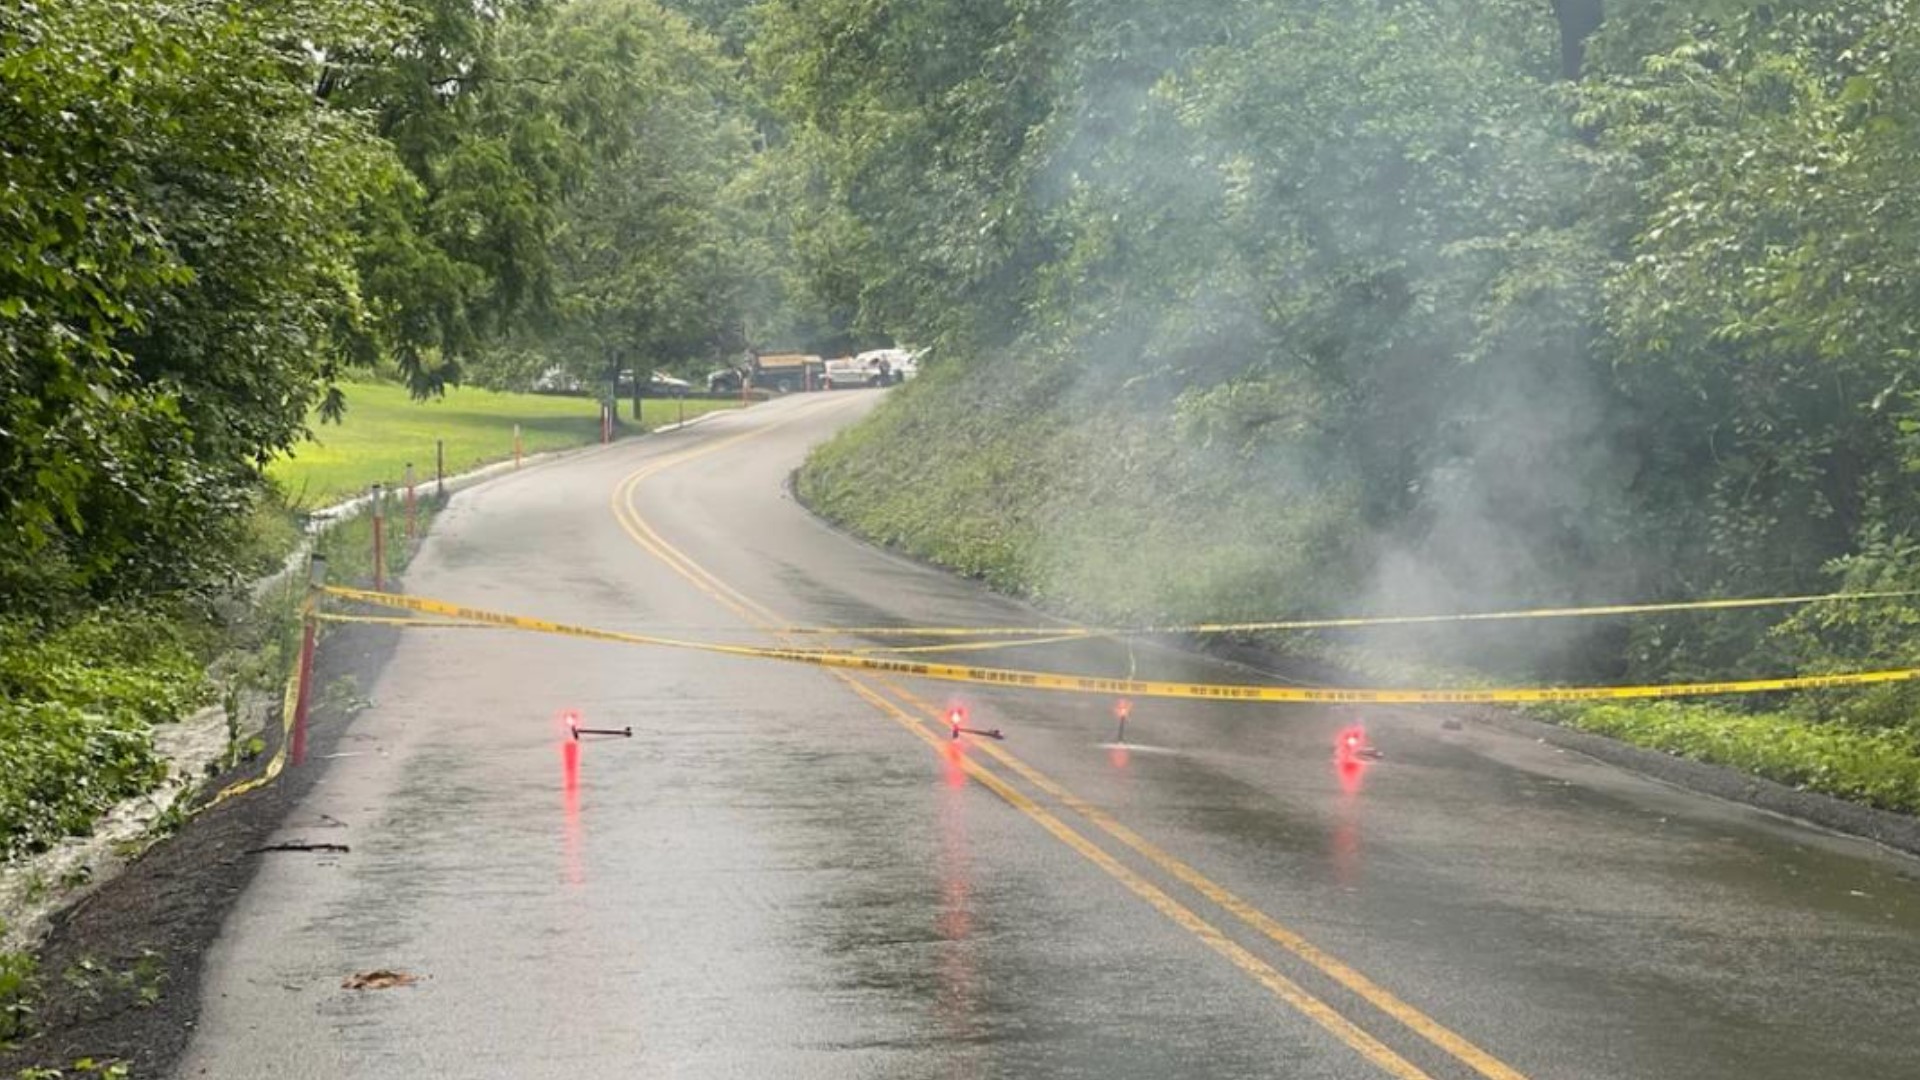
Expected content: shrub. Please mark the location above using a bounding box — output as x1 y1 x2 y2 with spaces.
1564 702 1920 814
0 702 166 861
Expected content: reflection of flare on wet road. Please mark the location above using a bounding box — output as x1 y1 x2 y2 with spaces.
1099 741 1179 758
935 767 983 1048
942 740 968 789
1336 756 1368 796
1331 729 1370 886
561 737 584 886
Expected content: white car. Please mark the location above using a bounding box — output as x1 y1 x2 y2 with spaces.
648 370 692 397
851 348 919 385
532 366 583 394
823 357 889 389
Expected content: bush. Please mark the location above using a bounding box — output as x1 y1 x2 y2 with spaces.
0 610 209 860
1561 702 1920 814
0 703 166 862
0 940 35 1045
0 614 210 730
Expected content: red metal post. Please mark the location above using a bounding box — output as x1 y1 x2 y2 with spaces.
291 617 317 766
291 554 326 767
404 462 417 542
514 423 523 468
371 483 386 592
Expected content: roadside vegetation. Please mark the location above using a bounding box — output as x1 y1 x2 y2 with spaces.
0 0 805 881
267 380 740 507
786 0 1920 811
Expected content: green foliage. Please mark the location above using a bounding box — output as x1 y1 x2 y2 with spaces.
4 0 782 625
0 614 210 731
320 0 574 394
788 0 1920 797
0 943 35 1046
751 0 1067 355
800 358 1368 623
1768 529 1920 735
0 0 394 608
0 610 206 859
0 0 777 868
0 702 166 862
484 0 763 385
1562 702 1920 813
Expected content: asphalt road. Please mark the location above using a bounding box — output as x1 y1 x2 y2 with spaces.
176 391 1920 1079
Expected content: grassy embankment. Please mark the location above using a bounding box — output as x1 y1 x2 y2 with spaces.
269 379 741 506
798 361 1920 815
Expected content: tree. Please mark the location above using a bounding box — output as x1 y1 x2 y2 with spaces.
481 0 758 388
1 0 395 604
317 0 573 395
1551 0 1605 79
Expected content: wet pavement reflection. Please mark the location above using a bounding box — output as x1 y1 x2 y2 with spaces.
176 395 1920 1080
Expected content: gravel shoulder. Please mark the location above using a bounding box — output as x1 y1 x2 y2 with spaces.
0 623 396 1079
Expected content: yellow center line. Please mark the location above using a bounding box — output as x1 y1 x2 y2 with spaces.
604 398 1509 1080
873 676 1529 1080
834 673 1434 1080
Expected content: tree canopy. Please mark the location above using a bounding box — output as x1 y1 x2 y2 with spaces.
0 0 765 609
8 0 1920 709
778 0 1920 694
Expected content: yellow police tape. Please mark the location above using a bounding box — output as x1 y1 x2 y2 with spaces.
203 598 313 809
846 632 1100 656
317 612 497 629
311 610 1086 655
319 584 1920 706
768 588 1920 638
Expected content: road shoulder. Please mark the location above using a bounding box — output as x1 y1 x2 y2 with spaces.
0 625 396 1079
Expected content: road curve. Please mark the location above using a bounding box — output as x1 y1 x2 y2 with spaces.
176 391 1920 1079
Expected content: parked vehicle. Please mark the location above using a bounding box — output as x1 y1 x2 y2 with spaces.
532 366 583 394
823 356 889 389
707 367 745 393
748 352 825 393
611 369 693 397
855 347 918 384
895 347 925 380
649 370 692 397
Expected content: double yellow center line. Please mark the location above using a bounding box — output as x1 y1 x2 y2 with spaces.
606 398 1531 1080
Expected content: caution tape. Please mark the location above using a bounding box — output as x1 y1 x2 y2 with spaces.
203 597 313 809
767 588 1920 639
319 584 1920 706
316 612 499 630
311 610 1085 655
845 631 1100 656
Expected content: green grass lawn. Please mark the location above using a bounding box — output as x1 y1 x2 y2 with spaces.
268 380 742 506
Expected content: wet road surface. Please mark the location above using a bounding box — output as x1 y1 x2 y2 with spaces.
177 391 1920 1079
